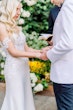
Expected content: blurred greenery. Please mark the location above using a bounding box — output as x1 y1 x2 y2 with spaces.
24 31 48 49
0 75 5 82
21 0 53 34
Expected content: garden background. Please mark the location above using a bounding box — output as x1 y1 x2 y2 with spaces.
0 0 53 93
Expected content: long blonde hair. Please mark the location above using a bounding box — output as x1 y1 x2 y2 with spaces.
0 0 20 34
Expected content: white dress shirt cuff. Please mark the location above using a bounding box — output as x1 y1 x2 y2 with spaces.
46 50 56 63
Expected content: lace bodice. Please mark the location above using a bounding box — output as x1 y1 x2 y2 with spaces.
1 31 26 57
0 31 29 65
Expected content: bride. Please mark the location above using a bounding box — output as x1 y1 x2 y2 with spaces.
0 0 41 110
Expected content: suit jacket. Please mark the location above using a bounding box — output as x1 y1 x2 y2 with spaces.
48 6 60 34
47 0 73 84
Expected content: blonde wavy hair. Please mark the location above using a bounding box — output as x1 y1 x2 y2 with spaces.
0 0 20 34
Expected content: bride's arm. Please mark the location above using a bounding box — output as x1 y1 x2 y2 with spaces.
0 25 41 58
24 43 42 53
6 42 40 58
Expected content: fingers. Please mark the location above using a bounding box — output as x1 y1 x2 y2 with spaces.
36 52 42 59
42 46 50 51
37 46 53 60
40 52 48 61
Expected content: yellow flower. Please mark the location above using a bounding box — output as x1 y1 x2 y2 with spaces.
29 61 46 74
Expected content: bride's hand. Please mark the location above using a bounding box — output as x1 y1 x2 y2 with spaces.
36 50 43 53
35 52 42 59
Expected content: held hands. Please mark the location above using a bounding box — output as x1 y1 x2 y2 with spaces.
42 46 53 51
35 52 42 59
40 51 48 61
35 50 48 60
36 51 48 61
39 46 51 61
37 46 53 61
35 46 53 60
35 50 47 60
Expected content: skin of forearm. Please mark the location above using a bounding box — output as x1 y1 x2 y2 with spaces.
8 48 38 58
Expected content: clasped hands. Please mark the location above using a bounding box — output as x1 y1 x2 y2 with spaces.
36 46 52 61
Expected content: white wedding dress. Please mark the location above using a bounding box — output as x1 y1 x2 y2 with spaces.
1 31 35 110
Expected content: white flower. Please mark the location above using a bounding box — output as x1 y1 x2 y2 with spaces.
31 83 35 87
30 36 34 40
21 8 24 13
22 10 31 18
0 48 6 57
31 31 37 36
1 51 6 57
1 70 4 75
24 0 37 6
34 83 44 92
30 73 38 83
1 62 4 68
18 18 25 25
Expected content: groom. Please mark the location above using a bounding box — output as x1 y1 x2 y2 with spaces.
40 0 73 110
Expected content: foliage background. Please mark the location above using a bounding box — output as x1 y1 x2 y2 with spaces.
21 0 53 34
20 0 53 49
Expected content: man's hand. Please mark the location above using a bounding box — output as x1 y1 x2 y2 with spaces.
42 46 53 51
40 51 48 61
40 46 53 60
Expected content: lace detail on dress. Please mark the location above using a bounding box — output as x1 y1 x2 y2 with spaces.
2 37 11 49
